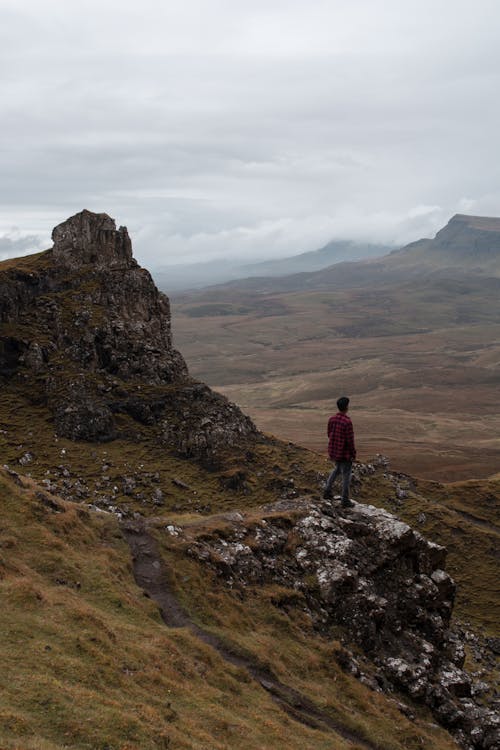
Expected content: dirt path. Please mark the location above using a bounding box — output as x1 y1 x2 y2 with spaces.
122 518 376 749
453 509 500 536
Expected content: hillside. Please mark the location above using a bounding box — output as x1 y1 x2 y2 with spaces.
3 463 489 750
191 214 500 294
387 214 500 276
172 214 500 481
237 239 390 277
0 210 499 750
151 239 390 292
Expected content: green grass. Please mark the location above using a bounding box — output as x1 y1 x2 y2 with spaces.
0 249 50 274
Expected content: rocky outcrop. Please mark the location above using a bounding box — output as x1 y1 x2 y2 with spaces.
0 210 257 453
160 382 256 466
50 210 133 270
1 210 186 384
185 497 499 750
46 210 187 385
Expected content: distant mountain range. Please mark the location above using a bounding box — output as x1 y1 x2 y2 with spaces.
239 239 390 275
152 239 390 292
203 214 500 294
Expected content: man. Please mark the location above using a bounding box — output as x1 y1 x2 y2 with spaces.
323 396 356 508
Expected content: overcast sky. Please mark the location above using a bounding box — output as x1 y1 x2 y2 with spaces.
1 0 500 267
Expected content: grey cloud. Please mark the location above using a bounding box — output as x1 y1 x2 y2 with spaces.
0 232 46 262
1 1 500 266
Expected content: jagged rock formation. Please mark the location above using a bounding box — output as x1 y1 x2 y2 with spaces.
51 210 133 270
0 210 256 455
0 210 186 383
186 497 500 750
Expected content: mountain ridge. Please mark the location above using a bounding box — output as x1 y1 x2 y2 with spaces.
182 213 500 296
152 239 391 292
388 213 500 266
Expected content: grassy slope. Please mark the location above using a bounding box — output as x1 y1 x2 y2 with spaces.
1 378 498 637
0 467 463 750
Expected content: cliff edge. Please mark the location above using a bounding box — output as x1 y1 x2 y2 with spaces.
0 210 256 459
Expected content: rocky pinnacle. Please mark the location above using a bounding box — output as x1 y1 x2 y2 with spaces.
50 209 134 270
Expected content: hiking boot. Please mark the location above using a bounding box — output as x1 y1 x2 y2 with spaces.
341 500 355 508
322 490 333 500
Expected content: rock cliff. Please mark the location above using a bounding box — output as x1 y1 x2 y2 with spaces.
0 210 256 457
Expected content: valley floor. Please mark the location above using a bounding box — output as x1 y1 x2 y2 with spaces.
172 281 500 482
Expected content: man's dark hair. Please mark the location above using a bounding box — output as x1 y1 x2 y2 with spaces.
337 396 350 412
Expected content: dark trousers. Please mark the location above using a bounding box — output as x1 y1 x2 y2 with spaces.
325 460 352 503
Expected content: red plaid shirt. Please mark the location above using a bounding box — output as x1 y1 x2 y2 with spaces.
327 412 356 461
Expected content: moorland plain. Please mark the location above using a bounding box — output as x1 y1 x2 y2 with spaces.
172 274 500 481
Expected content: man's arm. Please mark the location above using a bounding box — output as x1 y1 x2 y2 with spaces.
345 420 356 460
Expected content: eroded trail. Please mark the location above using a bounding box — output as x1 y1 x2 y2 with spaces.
122 518 376 749
453 508 500 536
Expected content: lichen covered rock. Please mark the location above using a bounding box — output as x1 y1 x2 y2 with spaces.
186 496 498 749
161 383 257 467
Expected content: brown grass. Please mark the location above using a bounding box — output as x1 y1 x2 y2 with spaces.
0 463 470 750
172 281 500 481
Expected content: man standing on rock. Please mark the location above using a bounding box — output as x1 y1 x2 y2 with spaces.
323 396 356 508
